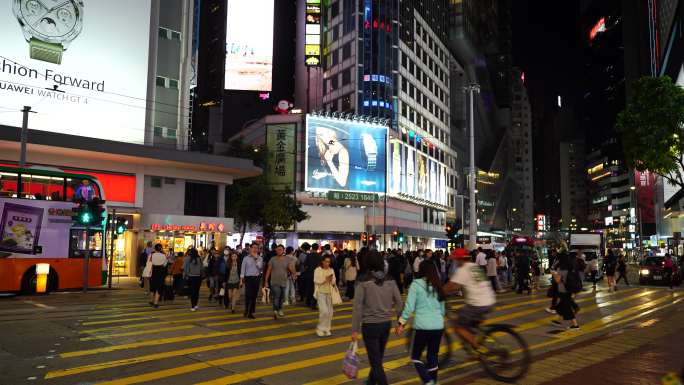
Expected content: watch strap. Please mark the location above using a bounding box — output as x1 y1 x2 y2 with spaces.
29 38 64 64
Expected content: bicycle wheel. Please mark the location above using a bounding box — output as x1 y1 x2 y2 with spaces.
477 324 531 383
405 329 453 368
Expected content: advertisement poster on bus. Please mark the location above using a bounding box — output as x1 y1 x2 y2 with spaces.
0 0 152 144
305 115 387 193
0 199 71 258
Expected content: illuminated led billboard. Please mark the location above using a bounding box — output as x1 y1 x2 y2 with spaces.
225 0 274 91
388 139 447 206
305 115 387 193
0 0 152 144
304 0 321 66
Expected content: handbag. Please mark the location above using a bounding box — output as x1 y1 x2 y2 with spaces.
331 285 343 305
164 275 174 286
219 287 225 297
342 341 359 379
142 256 153 278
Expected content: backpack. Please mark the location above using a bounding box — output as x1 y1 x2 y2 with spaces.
564 269 583 294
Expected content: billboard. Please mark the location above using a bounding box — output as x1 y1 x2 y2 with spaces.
388 139 447 206
266 123 296 191
305 115 387 193
225 0 274 91
304 0 321 66
0 0 151 144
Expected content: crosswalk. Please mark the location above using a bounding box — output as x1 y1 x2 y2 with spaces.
34 285 681 385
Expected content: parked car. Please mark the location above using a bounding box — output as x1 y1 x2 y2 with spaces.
638 256 682 286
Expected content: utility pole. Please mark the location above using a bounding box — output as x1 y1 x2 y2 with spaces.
107 209 116 289
83 225 90 293
20 106 32 168
465 84 480 250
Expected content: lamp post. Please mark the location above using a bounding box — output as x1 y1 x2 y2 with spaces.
464 84 480 250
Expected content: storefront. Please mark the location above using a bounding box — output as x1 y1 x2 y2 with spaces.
105 214 233 277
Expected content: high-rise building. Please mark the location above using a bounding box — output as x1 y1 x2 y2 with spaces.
509 68 534 234
560 140 588 232
448 0 515 235
582 0 658 249
304 0 463 247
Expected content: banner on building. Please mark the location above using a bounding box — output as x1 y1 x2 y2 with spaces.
266 123 296 190
635 170 656 229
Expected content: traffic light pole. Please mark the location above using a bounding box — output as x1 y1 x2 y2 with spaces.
83 225 90 293
107 209 116 289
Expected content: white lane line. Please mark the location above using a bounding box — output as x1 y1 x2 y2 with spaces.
22 300 56 310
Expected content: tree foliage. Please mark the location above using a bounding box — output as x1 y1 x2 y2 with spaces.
226 139 308 245
616 76 684 190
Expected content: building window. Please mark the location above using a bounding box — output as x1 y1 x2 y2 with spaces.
153 126 164 137
164 178 176 185
158 27 181 40
150 177 162 188
342 68 351 85
156 76 179 90
342 43 351 60
165 128 177 139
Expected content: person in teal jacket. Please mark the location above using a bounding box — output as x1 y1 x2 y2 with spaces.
397 260 446 385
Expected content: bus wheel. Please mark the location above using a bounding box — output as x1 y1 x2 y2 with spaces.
20 267 59 295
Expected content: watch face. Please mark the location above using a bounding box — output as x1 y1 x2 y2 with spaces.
15 0 83 44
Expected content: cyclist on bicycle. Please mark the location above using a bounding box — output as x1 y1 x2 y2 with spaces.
444 248 496 348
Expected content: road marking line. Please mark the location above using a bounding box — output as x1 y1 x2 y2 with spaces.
403 293 684 385
46 315 355 379
79 325 196 341
62 308 356 358
22 300 56 310
301 289 655 385
191 289 650 385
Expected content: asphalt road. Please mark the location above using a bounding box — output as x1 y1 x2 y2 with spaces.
0 279 681 385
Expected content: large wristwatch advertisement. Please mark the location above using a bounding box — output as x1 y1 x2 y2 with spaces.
13 0 85 65
0 0 152 144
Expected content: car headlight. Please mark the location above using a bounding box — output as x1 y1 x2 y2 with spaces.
640 269 650 275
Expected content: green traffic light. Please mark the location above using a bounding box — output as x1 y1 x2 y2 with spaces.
81 212 92 224
116 225 125 234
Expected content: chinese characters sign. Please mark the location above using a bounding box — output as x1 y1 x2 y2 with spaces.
267 124 296 190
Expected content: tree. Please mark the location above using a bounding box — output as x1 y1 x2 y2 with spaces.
616 76 684 190
260 188 309 247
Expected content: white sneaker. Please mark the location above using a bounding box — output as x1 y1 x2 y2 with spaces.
278 310 284 317
316 330 325 337
545 308 556 314
284 301 290 306
191 307 197 312
325 331 332 336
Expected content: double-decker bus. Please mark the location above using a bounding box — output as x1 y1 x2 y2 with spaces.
0 166 107 293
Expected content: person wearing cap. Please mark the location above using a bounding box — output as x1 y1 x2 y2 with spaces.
445 248 496 347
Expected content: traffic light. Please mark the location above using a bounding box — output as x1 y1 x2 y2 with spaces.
446 222 459 240
72 199 93 225
115 217 127 235
392 230 398 242
88 198 107 227
397 232 405 243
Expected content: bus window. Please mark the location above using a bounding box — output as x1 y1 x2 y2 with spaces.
66 179 100 202
21 174 66 200
69 229 103 258
0 172 18 198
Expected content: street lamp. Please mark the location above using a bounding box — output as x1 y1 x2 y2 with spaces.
464 83 481 250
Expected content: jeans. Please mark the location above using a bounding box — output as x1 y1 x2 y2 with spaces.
410 329 443 384
271 284 286 311
317 293 333 333
488 276 499 291
284 277 296 303
362 321 391 385
244 276 260 316
187 276 201 308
